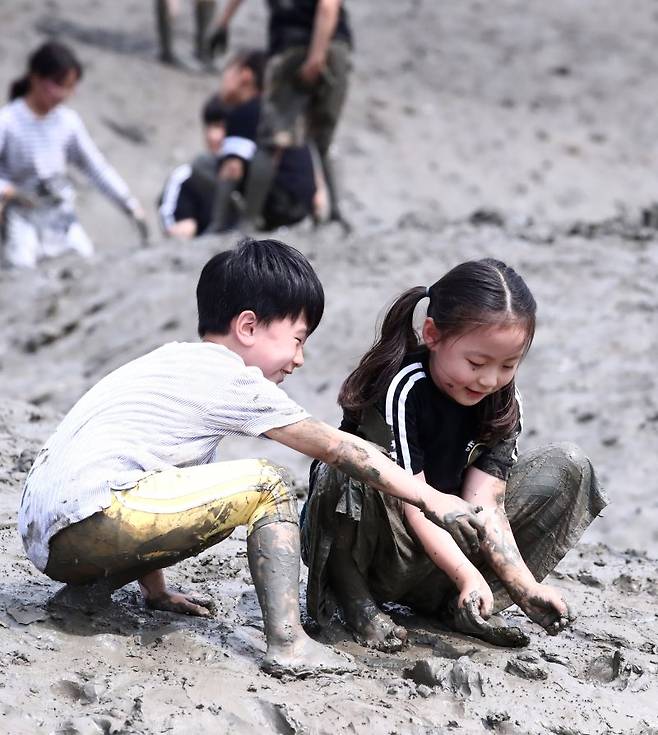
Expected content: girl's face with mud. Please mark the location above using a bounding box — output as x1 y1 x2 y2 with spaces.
422 319 528 406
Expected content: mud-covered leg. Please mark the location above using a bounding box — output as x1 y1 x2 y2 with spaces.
242 148 277 228
328 515 407 651
319 151 352 235
248 521 354 677
206 179 239 233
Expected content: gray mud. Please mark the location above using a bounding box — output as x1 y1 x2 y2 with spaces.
1 1 657 732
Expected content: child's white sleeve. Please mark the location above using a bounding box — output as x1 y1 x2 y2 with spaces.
209 366 310 438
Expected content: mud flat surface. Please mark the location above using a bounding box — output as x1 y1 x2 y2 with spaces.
1 1 657 732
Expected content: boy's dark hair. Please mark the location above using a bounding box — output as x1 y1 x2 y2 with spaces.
339 258 537 444
197 238 324 337
9 41 83 101
201 94 228 126
231 49 266 92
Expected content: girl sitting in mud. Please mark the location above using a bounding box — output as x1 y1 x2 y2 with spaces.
301 258 608 650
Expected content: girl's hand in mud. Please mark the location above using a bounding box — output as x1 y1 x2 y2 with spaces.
516 582 574 634
421 492 484 556
144 590 217 618
458 572 494 624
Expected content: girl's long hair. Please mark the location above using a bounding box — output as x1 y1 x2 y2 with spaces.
9 41 83 101
339 258 537 444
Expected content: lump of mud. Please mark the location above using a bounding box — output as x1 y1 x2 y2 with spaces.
404 657 445 687
612 573 642 594
505 655 549 681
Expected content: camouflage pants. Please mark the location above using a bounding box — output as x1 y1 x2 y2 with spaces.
301 443 608 625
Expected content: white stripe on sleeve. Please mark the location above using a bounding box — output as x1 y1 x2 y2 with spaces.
221 136 257 161
396 371 426 472
159 164 192 229
384 362 423 463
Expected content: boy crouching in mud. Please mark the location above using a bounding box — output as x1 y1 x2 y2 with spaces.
18 238 485 677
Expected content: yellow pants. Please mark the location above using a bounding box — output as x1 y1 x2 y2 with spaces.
45 458 298 586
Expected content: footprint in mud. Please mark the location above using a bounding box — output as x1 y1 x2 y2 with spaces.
585 649 651 692
404 656 485 699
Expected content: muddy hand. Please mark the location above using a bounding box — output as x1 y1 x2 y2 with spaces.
422 496 484 555
132 213 150 248
517 582 574 635
448 591 530 648
145 591 216 617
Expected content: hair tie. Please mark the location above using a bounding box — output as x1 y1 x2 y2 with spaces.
425 286 431 298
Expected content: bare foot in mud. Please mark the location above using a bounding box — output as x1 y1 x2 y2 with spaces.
341 597 408 652
262 635 356 679
144 590 216 617
442 595 530 648
138 569 215 617
327 530 407 652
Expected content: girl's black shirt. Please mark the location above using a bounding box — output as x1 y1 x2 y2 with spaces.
339 351 521 494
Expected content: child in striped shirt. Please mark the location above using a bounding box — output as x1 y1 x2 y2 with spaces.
0 41 147 269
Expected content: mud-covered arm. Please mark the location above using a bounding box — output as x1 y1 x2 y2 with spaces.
403 471 493 616
266 417 484 554
462 466 572 633
300 0 342 84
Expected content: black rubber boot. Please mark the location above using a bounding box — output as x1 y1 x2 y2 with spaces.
195 0 217 67
155 0 176 65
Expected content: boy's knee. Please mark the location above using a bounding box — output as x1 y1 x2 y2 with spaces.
250 459 298 530
258 458 290 485
257 459 297 502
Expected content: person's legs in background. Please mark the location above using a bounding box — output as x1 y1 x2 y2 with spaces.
308 42 351 233
155 0 177 65
194 0 216 66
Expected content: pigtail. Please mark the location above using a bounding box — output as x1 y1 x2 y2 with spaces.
339 286 427 419
8 75 30 101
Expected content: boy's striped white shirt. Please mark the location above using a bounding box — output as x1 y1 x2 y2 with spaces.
18 342 309 573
